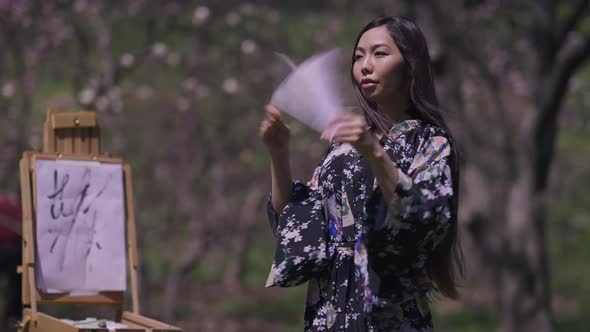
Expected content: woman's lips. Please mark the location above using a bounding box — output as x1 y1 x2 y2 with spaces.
361 82 377 89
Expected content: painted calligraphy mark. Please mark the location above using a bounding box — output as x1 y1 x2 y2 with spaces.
46 168 111 264
48 170 71 219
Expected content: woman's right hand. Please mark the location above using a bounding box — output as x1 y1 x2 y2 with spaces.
259 104 290 153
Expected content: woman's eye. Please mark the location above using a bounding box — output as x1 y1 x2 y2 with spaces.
353 55 363 61
375 52 388 57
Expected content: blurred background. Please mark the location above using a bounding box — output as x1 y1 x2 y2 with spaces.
1 0 589 331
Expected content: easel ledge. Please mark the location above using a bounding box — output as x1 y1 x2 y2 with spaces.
21 309 180 332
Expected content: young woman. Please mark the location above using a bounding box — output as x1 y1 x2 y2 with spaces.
259 16 462 331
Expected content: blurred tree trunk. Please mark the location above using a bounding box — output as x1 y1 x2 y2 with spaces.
410 1 590 331
501 126 552 332
222 187 266 293
500 2 589 330
0 5 40 190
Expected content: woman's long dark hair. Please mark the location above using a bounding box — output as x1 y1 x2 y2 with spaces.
351 16 463 299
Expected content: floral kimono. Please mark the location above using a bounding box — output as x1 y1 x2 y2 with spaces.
266 119 456 332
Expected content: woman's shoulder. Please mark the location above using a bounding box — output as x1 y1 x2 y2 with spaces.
385 121 452 162
388 119 449 142
415 120 450 137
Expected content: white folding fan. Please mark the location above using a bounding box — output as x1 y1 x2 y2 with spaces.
271 49 347 133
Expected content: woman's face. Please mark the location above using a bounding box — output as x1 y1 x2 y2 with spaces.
352 26 407 105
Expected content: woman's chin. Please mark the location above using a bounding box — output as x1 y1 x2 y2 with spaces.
363 92 381 104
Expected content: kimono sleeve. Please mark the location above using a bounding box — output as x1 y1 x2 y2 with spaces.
265 155 334 288
266 164 321 237
367 127 455 272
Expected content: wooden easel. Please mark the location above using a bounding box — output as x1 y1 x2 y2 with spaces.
17 109 181 332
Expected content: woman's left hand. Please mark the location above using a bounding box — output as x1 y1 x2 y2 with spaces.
320 113 378 157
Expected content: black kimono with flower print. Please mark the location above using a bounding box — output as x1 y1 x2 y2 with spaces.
266 120 456 332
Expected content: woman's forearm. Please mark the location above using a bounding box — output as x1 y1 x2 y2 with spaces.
365 141 399 204
270 148 293 213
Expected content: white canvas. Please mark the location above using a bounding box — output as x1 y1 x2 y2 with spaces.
34 159 126 292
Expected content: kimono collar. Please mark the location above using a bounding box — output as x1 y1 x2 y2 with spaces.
384 119 421 141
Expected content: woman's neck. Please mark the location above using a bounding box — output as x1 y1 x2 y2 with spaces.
375 93 411 125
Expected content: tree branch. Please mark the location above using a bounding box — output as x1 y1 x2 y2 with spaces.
554 0 589 49
532 0 560 66
162 219 207 322
222 187 266 292
71 16 92 96
534 33 590 190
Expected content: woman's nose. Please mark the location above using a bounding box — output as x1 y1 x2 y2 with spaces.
361 57 372 75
